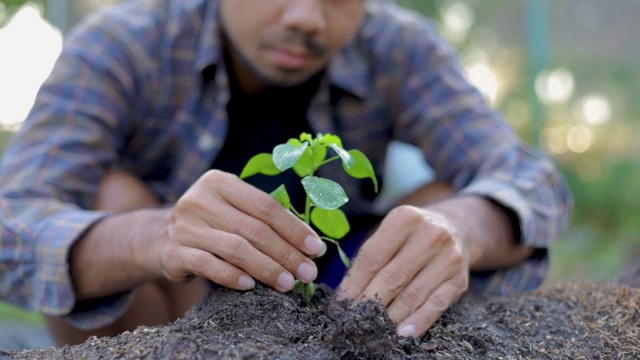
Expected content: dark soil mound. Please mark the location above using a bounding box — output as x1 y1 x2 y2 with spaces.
4 279 639 359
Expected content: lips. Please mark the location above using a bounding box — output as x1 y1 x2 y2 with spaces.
269 47 313 70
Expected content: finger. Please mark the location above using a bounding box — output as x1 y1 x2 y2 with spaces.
385 247 464 323
396 280 467 339
358 207 462 309
194 228 301 293
166 211 299 293
336 208 414 301
210 170 325 256
358 230 441 307
207 200 319 284
167 247 255 291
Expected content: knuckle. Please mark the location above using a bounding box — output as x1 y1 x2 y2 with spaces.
253 192 280 217
241 219 269 242
399 287 424 311
219 235 246 262
447 248 465 266
427 223 451 247
356 250 385 275
430 291 451 312
175 193 207 216
162 248 178 266
389 205 421 224
168 213 189 235
253 260 283 284
284 216 308 239
456 272 470 292
379 268 409 294
214 265 236 285
173 196 192 213
186 251 209 274
200 169 237 192
204 169 230 181
160 248 181 277
431 224 449 239
279 247 300 269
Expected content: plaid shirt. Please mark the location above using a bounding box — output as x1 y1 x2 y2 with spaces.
0 0 572 329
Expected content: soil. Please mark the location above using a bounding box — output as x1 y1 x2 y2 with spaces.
3 270 639 360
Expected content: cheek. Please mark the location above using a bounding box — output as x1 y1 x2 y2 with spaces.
221 2 277 53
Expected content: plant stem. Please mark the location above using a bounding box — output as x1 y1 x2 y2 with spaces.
304 196 312 225
290 206 303 219
320 236 337 244
319 156 340 167
304 146 319 224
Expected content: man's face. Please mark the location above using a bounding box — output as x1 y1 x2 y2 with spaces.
220 0 365 90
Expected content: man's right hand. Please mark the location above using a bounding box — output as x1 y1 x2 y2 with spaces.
154 170 325 292
70 169 324 302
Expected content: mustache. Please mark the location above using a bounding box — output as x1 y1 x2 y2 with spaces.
277 30 328 58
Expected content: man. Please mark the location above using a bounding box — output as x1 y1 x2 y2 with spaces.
0 0 572 345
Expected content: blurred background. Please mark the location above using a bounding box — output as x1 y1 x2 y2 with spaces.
0 0 638 349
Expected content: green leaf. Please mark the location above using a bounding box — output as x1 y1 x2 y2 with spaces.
240 153 281 179
319 236 350 268
293 147 314 177
301 176 348 210
313 145 328 165
336 243 351 268
321 133 343 148
299 133 313 143
305 282 316 305
305 282 316 297
270 184 291 210
311 208 350 239
343 149 379 193
273 142 309 171
329 143 354 169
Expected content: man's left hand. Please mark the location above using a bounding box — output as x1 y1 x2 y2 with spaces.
336 205 471 339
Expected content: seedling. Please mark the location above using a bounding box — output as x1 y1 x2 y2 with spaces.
240 133 378 304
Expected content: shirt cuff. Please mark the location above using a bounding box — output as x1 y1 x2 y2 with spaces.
468 249 548 295
35 208 138 330
460 178 544 248
63 291 134 330
33 209 107 315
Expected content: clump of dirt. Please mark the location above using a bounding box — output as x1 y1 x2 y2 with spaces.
328 297 419 359
4 278 639 359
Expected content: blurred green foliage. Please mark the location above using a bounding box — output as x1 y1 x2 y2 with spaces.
0 0 40 8
396 0 440 18
0 302 42 324
0 0 44 25
397 0 640 285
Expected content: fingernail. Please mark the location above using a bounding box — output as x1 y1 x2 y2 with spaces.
398 324 416 337
277 272 295 291
297 262 317 283
304 235 324 255
238 275 255 290
318 242 327 257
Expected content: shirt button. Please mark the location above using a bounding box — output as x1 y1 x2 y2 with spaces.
198 133 216 152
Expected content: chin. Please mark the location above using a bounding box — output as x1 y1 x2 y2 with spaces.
257 69 316 88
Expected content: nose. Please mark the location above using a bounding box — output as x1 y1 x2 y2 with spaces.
281 0 326 35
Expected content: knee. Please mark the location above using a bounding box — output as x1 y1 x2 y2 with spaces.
94 169 160 211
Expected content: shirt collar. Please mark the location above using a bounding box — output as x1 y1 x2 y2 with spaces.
193 0 371 100
326 8 376 99
194 0 223 76
327 39 371 100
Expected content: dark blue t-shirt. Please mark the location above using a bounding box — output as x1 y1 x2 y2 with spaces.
212 65 380 288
